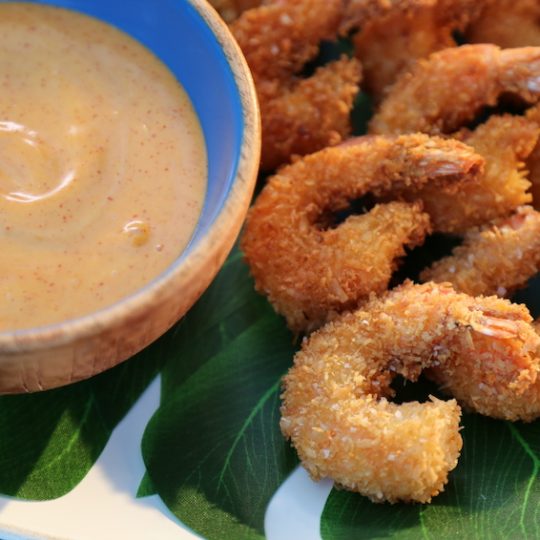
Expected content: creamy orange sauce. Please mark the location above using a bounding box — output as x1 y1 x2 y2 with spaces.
0 3 207 331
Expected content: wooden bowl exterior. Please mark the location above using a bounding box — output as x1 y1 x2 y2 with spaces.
0 0 261 393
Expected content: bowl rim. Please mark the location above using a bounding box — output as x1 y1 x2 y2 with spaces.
0 0 261 352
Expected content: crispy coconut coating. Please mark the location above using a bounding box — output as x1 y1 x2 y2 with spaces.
426 298 540 423
231 0 362 170
370 45 540 135
241 134 484 333
368 47 540 231
393 115 538 233
231 0 343 87
353 8 454 99
261 56 362 171
421 206 540 297
281 281 540 503
466 0 540 48
342 0 447 31
350 0 481 99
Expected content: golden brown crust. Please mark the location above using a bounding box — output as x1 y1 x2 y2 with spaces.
342 0 443 32
392 115 539 233
421 206 540 297
261 56 361 171
231 0 343 87
281 281 540 502
231 0 362 170
367 46 540 231
370 45 540 135
241 134 484 332
466 0 540 48
348 0 481 99
353 8 454 99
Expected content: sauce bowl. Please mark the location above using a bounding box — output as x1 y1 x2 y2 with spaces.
0 0 260 392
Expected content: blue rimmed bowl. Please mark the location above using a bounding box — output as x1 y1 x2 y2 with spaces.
0 0 260 392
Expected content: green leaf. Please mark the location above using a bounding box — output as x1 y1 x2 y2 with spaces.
141 250 299 540
136 472 157 498
321 414 540 539
0 335 164 500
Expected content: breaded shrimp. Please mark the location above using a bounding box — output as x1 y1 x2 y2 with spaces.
466 0 540 48
370 45 540 135
231 0 362 170
394 115 539 233
341 0 445 32
420 206 540 297
348 0 481 99
427 296 540 423
261 57 362 171
241 134 484 332
281 281 540 503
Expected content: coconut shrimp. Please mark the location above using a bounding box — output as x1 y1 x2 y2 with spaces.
370 45 540 135
281 281 540 503
341 0 445 31
420 206 540 297
427 313 540 423
346 0 481 99
466 0 540 48
231 0 361 170
392 115 539 233
241 134 484 332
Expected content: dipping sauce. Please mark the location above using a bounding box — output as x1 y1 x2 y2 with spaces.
0 3 207 331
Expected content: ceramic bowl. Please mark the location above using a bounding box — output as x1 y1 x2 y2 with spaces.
0 0 260 393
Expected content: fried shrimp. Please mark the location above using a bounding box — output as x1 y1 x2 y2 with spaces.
347 0 481 99
281 281 540 503
231 0 362 170
370 45 540 136
261 56 362 171
341 0 445 31
241 134 484 332
392 115 539 233
420 206 540 297
427 299 540 423
368 46 540 230
466 0 540 48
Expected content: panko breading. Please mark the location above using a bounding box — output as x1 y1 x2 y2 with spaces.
261 56 362 171
349 0 481 99
368 46 540 231
428 308 540 423
393 115 539 233
421 206 540 297
241 134 484 332
231 0 361 170
370 45 540 135
466 0 540 48
281 281 540 503
341 0 447 31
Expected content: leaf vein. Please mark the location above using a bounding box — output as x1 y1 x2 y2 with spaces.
507 423 540 537
216 378 282 491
